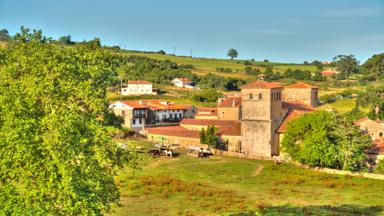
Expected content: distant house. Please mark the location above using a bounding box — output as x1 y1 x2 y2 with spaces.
109 101 148 130
109 100 196 130
171 78 194 89
321 69 337 77
121 80 156 96
355 117 384 140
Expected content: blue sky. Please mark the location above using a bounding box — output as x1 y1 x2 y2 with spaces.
0 0 383 63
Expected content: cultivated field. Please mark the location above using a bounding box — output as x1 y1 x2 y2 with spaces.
111 140 384 216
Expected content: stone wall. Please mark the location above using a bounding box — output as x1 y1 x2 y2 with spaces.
217 107 241 120
283 88 318 107
147 134 204 148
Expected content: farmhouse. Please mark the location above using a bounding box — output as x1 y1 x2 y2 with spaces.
321 69 337 77
145 81 319 158
121 80 156 96
171 77 194 89
355 117 384 140
109 100 196 130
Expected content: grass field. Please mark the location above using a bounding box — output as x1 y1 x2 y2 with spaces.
111 140 384 216
317 98 370 113
120 51 324 80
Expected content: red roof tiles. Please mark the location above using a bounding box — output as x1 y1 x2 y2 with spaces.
278 102 314 133
180 119 237 127
321 69 336 76
285 82 318 89
120 101 148 109
367 138 384 155
146 126 200 139
241 81 283 89
218 97 242 108
196 107 217 116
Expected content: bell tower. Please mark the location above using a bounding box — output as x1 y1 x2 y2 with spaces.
240 81 283 157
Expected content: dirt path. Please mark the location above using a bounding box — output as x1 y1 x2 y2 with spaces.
252 164 264 176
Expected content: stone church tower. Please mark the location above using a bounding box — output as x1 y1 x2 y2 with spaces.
240 81 284 157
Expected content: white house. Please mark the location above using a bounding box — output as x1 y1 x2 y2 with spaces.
109 101 148 130
121 80 154 96
171 78 194 89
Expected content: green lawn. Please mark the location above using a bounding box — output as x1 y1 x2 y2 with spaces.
318 98 369 114
111 144 384 216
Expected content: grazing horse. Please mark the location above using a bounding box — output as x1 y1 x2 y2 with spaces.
148 149 161 157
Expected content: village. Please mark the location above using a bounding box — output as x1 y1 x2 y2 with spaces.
109 74 384 166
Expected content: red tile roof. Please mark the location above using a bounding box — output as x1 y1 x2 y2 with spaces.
241 81 282 89
128 80 152 84
218 97 242 108
120 101 148 109
285 82 318 89
367 138 384 155
141 100 190 110
172 77 192 84
282 101 315 112
354 117 369 126
180 119 237 127
321 69 336 76
278 102 315 133
146 126 200 139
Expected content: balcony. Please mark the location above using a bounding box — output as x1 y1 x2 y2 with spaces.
133 113 146 118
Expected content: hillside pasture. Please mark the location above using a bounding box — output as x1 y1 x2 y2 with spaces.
111 147 384 216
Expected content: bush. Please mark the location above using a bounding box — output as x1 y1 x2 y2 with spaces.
216 67 233 73
192 89 223 102
375 160 384 174
281 111 371 171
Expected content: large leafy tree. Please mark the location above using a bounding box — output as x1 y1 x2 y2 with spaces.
0 28 132 214
227 48 238 60
362 53 384 81
281 111 371 171
357 85 384 120
333 54 359 79
199 126 218 148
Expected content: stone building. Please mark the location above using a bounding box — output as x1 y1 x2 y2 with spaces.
144 81 319 158
240 81 284 157
355 117 384 140
283 82 319 107
217 97 242 120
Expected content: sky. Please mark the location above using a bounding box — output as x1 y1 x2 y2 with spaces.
0 0 383 63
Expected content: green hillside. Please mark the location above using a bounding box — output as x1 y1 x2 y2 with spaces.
119 50 325 79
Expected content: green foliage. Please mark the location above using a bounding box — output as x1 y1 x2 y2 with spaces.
192 89 223 102
57 35 73 45
200 126 218 148
0 29 10 41
216 67 233 73
281 111 371 171
197 73 244 90
362 53 384 81
284 68 312 80
333 54 360 79
227 48 238 60
357 85 384 120
117 55 197 85
244 66 260 75
375 160 384 174
0 28 133 215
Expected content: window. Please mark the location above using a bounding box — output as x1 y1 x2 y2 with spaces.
380 132 383 137
139 118 142 124
132 119 136 125
170 114 173 119
179 113 182 118
258 93 262 100
249 93 253 100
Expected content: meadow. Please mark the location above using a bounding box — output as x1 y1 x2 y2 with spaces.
111 140 384 216
119 51 323 79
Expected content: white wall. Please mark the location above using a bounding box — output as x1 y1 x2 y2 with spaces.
121 84 152 95
154 109 184 122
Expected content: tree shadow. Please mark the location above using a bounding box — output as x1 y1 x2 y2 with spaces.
230 204 384 216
